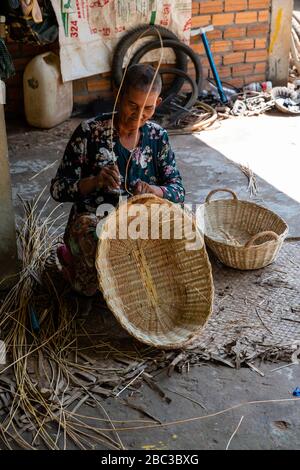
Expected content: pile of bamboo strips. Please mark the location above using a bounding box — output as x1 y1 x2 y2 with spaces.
0 195 127 449
0 194 182 449
168 101 218 135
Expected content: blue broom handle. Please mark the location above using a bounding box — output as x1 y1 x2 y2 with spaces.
201 33 228 104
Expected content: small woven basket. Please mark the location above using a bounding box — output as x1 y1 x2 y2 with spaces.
204 188 289 270
96 194 214 349
271 87 300 115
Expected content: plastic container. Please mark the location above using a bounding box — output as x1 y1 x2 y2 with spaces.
243 82 262 92
244 81 273 93
261 81 273 92
23 52 73 129
206 79 240 100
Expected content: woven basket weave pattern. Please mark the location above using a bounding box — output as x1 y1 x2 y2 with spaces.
96 195 214 349
204 189 288 270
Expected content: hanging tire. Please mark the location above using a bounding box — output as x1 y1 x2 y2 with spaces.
111 25 188 96
129 39 204 94
157 68 198 114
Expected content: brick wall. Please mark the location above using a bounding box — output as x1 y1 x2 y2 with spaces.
191 0 271 88
74 0 272 106
5 0 271 118
73 72 113 110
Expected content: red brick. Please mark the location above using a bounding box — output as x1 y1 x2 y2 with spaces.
73 79 88 95
212 13 235 26
191 15 212 27
216 65 232 78
191 43 206 55
228 77 245 88
87 78 111 93
254 62 267 73
224 26 246 38
207 29 223 40
248 0 270 9
233 38 254 50
255 38 267 49
235 11 258 23
200 1 223 14
100 71 111 79
246 50 268 62
223 51 245 64
232 63 254 76
201 55 222 68
211 40 232 53
244 73 266 84
258 10 269 22
224 0 247 12
74 94 101 105
192 1 199 15
247 23 269 37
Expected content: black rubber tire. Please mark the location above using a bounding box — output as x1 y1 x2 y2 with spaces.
129 39 204 94
111 25 187 96
158 68 198 114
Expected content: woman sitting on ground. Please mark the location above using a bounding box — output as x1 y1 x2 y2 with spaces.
50 64 185 297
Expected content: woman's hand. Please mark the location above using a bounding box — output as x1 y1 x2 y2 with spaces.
133 181 164 198
79 164 121 196
96 164 121 190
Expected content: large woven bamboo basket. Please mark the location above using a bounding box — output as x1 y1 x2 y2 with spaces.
204 188 289 270
96 194 214 349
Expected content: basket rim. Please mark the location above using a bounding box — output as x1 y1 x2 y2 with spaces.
96 195 215 349
274 101 300 115
204 232 287 251
204 198 289 248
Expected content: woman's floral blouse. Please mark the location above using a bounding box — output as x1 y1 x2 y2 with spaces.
50 114 185 217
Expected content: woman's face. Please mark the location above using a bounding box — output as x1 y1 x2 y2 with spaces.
118 87 162 132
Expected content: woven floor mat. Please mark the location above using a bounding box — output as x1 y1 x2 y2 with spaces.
82 241 300 367
188 241 300 363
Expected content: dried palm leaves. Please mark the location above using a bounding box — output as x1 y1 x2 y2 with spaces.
0 194 127 449
0 193 184 449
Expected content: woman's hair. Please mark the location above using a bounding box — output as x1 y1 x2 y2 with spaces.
121 64 162 95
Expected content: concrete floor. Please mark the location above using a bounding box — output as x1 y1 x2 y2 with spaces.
4 111 300 450
178 113 300 236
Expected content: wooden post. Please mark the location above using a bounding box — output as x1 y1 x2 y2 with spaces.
268 0 293 86
0 99 18 287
